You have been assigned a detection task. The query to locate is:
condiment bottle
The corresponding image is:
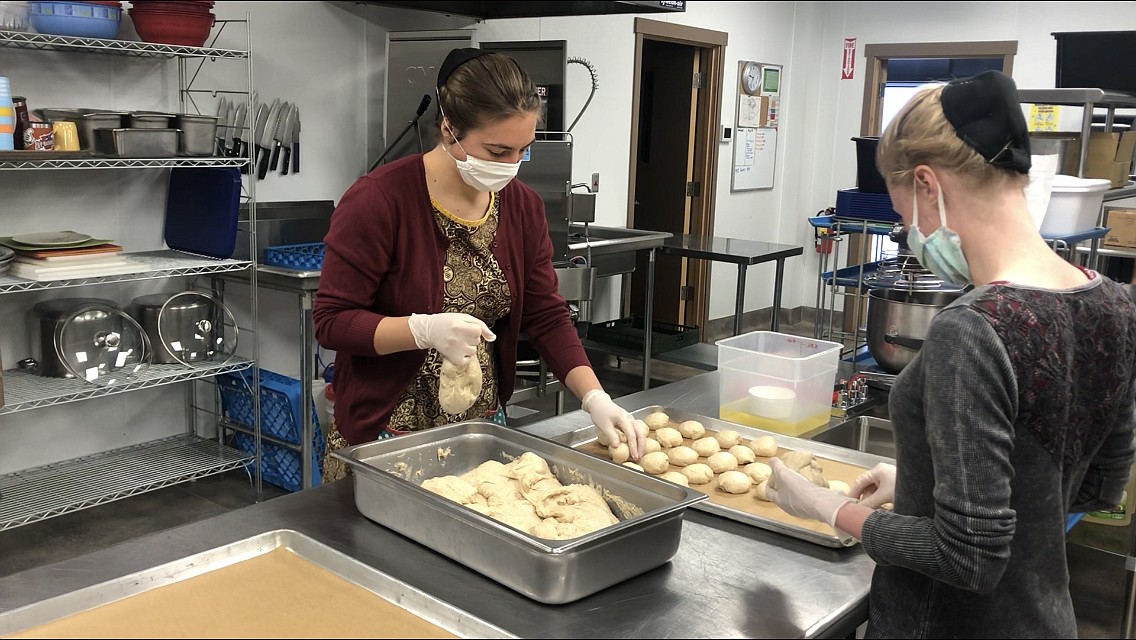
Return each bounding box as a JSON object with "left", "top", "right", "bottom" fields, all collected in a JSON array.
[{"left": 0, "top": 77, "right": 14, "bottom": 151}]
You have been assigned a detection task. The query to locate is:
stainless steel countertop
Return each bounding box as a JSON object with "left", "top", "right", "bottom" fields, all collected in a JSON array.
[{"left": 0, "top": 371, "right": 875, "bottom": 639}]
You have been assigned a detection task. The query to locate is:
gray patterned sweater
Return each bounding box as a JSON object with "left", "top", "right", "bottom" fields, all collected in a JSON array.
[{"left": 862, "top": 273, "right": 1136, "bottom": 639}]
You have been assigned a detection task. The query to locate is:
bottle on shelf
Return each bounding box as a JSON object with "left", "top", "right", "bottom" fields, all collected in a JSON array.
[{"left": 0, "top": 77, "right": 14, "bottom": 151}]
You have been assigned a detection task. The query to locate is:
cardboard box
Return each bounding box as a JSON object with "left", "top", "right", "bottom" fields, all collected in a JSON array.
[
  {"left": 1062, "top": 131, "right": 1136, "bottom": 188},
  {"left": 1103, "top": 208, "right": 1136, "bottom": 249}
]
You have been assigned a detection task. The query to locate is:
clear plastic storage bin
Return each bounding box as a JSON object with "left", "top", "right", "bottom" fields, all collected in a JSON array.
[{"left": 715, "top": 331, "right": 842, "bottom": 436}]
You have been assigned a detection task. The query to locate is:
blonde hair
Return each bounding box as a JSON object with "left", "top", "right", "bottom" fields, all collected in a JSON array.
[{"left": 876, "top": 84, "right": 1027, "bottom": 191}]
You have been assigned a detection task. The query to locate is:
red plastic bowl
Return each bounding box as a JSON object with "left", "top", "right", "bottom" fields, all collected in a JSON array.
[
  {"left": 128, "top": 9, "right": 213, "bottom": 46},
  {"left": 129, "top": 1, "right": 210, "bottom": 13}
]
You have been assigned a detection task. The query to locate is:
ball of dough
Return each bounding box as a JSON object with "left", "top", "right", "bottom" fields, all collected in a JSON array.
[
  {"left": 438, "top": 357, "right": 483, "bottom": 414},
  {"left": 749, "top": 435, "right": 778, "bottom": 457},
  {"left": 644, "top": 438, "right": 662, "bottom": 454},
  {"left": 644, "top": 411, "right": 670, "bottom": 430},
  {"left": 640, "top": 451, "right": 671, "bottom": 475},
  {"left": 654, "top": 427, "right": 683, "bottom": 448},
  {"left": 729, "top": 444, "right": 756, "bottom": 465},
  {"left": 667, "top": 445, "right": 699, "bottom": 467},
  {"left": 718, "top": 470, "right": 752, "bottom": 494},
  {"left": 828, "top": 479, "right": 851, "bottom": 495},
  {"left": 661, "top": 471, "right": 689, "bottom": 487},
  {"left": 676, "top": 420, "right": 706, "bottom": 439},
  {"left": 608, "top": 443, "right": 629, "bottom": 464},
  {"left": 706, "top": 451, "right": 738, "bottom": 473},
  {"left": 692, "top": 436, "right": 720, "bottom": 457},
  {"left": 743, "top": 461, "right": 772, "bottom": 484},
  {"left": 681, "top": 463, "right": 714, "bottom": 485},
  {"left": 753, "top": 480, "right": 771, "bottom": 501},
  {"left": 714, "top": 429, "right": 743, "bottom": 449},
  {"left": 622, "top": 461, "right": 645, "bottom": 472}
]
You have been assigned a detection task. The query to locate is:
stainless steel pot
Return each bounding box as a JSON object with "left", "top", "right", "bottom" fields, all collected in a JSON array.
[
  {"left": 130, "top": 292, "right": 237, "bottom": 366},
  {"left": 30, "top": 298, "right": 122, "bottom": 378},
  {"left": 865, "top": 288, "right": 963, "bottom": 374}
]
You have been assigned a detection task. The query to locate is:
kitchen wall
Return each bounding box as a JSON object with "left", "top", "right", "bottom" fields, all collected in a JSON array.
[{"left": 3, "top": 1, "right": 1135, "bottom": 471}]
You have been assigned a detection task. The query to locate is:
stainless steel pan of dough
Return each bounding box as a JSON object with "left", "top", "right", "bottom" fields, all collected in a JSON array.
[
  {"left": 331, "top": 421, "right": 708, "bottom": 604},
  {"left": 551, "top": 406, "right": 895, "bottom": 549}
]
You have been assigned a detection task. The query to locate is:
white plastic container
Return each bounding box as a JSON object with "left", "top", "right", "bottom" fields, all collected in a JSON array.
[
  {"left": 715, "top": 331, "right": 842, "bottom": 436},
  {"left": 1038, "top": 174, "right": 1111, "bottom": 237}
]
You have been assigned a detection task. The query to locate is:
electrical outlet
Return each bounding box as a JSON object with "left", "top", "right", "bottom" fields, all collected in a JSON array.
[{"left": 590, "top": 172, "right": 600, "bottom": 193}]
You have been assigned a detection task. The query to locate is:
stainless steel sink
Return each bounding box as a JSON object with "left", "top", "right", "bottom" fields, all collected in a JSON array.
[
  {"left": 808, "top": 415, "right": 896, "bottom": 459},
  {"left": 566, "top": 225, "right": 672, "bottom": 278}
]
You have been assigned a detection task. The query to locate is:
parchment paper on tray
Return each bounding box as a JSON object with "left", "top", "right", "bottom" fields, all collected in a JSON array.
[{"left": 554, "top": 406, "right": 895, "bottom": 549}]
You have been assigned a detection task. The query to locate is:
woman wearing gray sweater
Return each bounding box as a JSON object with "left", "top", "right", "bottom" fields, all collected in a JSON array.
[{"left": 768, "top": 70, "right": 1136, "bottom": 638}]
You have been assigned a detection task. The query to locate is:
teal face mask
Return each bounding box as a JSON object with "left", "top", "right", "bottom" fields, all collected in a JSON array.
[{"left": 906, "top": 177, "right": 972, "bottom": 285}]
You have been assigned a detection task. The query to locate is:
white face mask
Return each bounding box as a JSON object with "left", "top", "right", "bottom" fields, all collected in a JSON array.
[{"left": 442, "top": 119, "right": 521, "bottom": 192}]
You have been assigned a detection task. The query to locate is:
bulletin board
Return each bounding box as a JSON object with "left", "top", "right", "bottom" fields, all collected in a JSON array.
[{"left": 731, "top": 60, "right": 782, "bottom": 192}]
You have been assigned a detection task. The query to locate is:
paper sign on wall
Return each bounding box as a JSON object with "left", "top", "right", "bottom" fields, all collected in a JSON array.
[
  {"left": 842, "top": 38, "right": 856, "bottom": 80},
  {"left": 733, "top": 60, "right": 782, "bottom": 191}
]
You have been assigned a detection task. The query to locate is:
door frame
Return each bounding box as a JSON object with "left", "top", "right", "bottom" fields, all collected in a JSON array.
[{"left": 627, "top": 18, "right": 727, "bottom": 336}]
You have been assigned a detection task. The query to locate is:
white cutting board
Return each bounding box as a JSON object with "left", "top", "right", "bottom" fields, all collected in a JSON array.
[{"left": 9, "top": 259, "right": 150, "bottom": 281}]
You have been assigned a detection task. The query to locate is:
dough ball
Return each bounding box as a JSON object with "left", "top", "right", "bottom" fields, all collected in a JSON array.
[
  {"left": 667, "top": 446, "right": 699, "bottom": 467},
  {"left": 754, "top": 480, "right": 771, "bottom": 501},
  {"left": 661, "top": 471, "right": 690, "bottom": 487},
  {"left": 729, "top": 444, "right": 756, "bottom": 465},
  {"left": 622, "top": 461, "right": 645, "bottom": 472},
  {"left": 676, "top": 420, "right": 706, "bottom": 440},
  {"left": 780, "top": 449, "right": 814, "bottom": 470},
  {"left": 828, "top": 479, "right": 851, "bottom": 495},
  {"left": 714, "top": 429, "right": 743, "bottom": 449},
  {"left": 640, "top": 451, "right": 671, "bottom": 475},
  {"left": 692, "top": 436, "right": 720, "bottom": 457},
  {"left": 682, "top": 463, "right": 714, "bottom": 485},
  {"left": 644, "top": 438, "right": 662, "bottom": 454},
  {"left": 749, "top": 435, "right": 778, "bottom": 457},
  {"left": 771, "top": 449, "right": 827, "bottom": 489},
  {"left": 743, "top": 461, "right": 772, "bottom": 484},
  {"left": 633, "top": 419, "right": 650, "bottom": 439},
  {"left": 608, "top": 443, "right": 630, "bottom": 464},
  {"left": 718, "top": 470, "right": 752, "bottom": 494},
  {"left": 706, "top": 451, "right": 739, "bottom": 474},
  {"left": 644, "top": 411, "right": 671, "bottom": 430},
  {"left": 654, "top": 427, "right": 683, "bottom": 448},
  {"left": 438, "top": 358, "right": 483, "bottom": 414}
]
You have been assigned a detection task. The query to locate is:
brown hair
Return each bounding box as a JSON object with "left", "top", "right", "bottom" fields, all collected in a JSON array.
[
  {"left": 436, "top": 52, "right": 544, "bottom": 137},
  {"left": 876, "top": 84, "right": 1027, "bottom": 191}
]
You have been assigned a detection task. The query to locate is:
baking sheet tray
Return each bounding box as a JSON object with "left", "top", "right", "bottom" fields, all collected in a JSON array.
[
  {"left": 0, "top": 529, "right": 514, "bottom": 638},
  {"left": 332, "top": 420, "right": 708, "bottom": 604},
  {"left": 552, "top": 406, "right": 895, "bottom": 548}
]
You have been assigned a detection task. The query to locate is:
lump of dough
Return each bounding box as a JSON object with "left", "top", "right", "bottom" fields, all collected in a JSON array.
[
  {"left": 422, "top": 475, "right": 479, "bottom": 504},
  {"left": 644, "top": 438, "right": 662, "bottom": 454},
  {"left": 677, "top": 420, "right": 706, "bottom": 439},
  {"left": 667, "top": 446, "right": 699, "bottom": 467},
  {"left": 706, "top": 451, "right": 738, "bottom": 473},
  {"left": 661, "top": 471, "right": 690, "bottom": 487},
  {"left": 753, "top": 480, "right": 771, "bottom": 501},
  {"left": 714, "top": 429, "right": 743, "bottom": 448},
  {"left": 774, "top": 449, "right": 828, "bottom": 488},
  {"left": 438, "top": 357, "right": 482, "bottom": 414},
  {"left": 729, "top": 444, "right": 756, "bottom": 465},
  {"left": 640, "top": 451, "right": 671, "bottom": 475},
  {"left": 743, "top": 461, "right": 772, "bottom": 484},
  {"left": 681, "top": 463, "right": 714, "bottom": 485},
  {"left": 622, "top": 461, "right": 645, "bottom": 472},
  {"left": 828, "top": 479, "right": 851, "bottom": 495},
  {"left": 749, "top": 435, "right": 778, "bottom": 457},
  {"left": 654, "top": 427, "right": 683, "bottom": 448},
  {"left": 718, "top": 470, "right": 751, "bottom": 494},
  {"left": 781, "top": 449, "right": 814, "bottom": 470},
  {"left": 644, "top": 411, "right": 670, "bottom": 430},
  {"left": 692, "top": 436, "right": 720, "bottom": 457},
  {"left": 608, "top": 443, "right": 630, "bottom": 464}
]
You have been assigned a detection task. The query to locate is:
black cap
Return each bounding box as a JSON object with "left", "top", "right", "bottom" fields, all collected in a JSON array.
[
  {"left": 437, "top": 48, "right": 492, "bottom": 90},
  {"left": 940, "top": 70, "right": 1031, "bottom": 174}
]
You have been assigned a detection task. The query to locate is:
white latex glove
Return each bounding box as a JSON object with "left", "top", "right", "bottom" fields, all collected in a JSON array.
[
  {"left": 581, "top": 389, "right": 643, "bottom": 460},
  {"left": 767, "top": 457, "right": 856, "bottom": 528},
  {"left": 847, "top": 462, "right": 897, "bottom": 509},
  {"left": 407, "top": 313, "right": 496, "bottom": 366}
]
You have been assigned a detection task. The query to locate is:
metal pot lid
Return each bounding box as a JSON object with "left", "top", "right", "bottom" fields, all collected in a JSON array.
[
  {"left": 54, "top": 303, "right": 151, "bottom": 386},
  {"left": 155, "top": 291, "right": 238, "bottom": 368}
]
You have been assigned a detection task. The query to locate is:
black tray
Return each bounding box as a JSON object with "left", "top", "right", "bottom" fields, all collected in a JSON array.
[{"left": 587, "top": 314, "right": 699, "bottom": 355}]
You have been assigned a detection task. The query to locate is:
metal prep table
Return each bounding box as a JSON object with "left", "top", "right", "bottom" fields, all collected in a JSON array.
[{"left": 0, "top": 371, "right": 876, "bottom": 639}]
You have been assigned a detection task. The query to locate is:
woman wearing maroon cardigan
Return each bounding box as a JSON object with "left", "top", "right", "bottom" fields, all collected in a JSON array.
[{"left": 314, "top": 49, "right": 642, "bottom": 480}]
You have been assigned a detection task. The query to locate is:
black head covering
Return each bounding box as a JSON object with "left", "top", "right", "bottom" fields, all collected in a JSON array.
[
  {"left": 940, "top": 70, "right": 1031, "bottom": 174},
  {"left": 437, "top": 48, "right": 491, "bottom": 90}
]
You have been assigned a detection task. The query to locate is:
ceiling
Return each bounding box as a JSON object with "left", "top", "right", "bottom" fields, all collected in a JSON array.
[{"left": 361, "top": 1, "right": 687, "bottom": 20}]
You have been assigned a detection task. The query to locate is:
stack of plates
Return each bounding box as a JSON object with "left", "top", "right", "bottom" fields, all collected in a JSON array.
[
  {"left": 0, "top": 231, "right": 147, "bottom": 282},
  {"left": 0, "top": 246, "right": 13, "bottom": 274}
]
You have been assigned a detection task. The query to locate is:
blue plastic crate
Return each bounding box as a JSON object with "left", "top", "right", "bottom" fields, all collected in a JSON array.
[
  {"left": 834, "top": 188, "right": 901, "bottom": 223},
  {"left": 217, "top": 368, "right": 323, "bottom": 492},
  {"left": 263, "top": 242, "right": 325, "bottom": 270}
]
